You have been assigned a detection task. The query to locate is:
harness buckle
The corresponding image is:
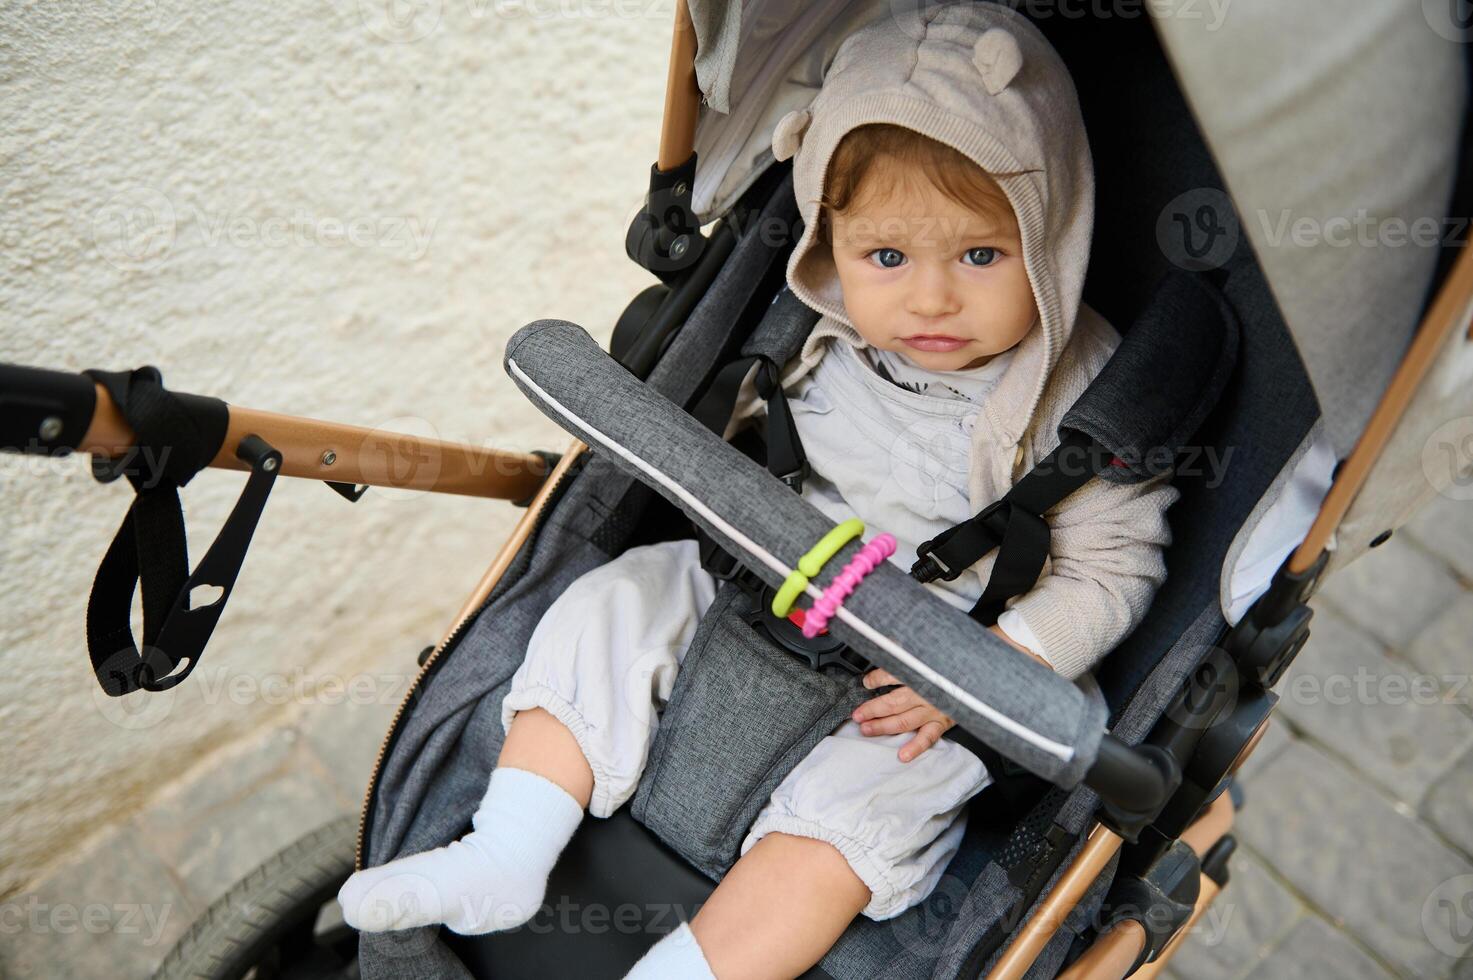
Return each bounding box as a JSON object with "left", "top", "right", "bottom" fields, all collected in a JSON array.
[
  {"left": 775, "top": 463, "right": 809, "bottom": 493},
  {"left": 736, "top": 585, "right": 871, "bottom": 676},
  {"left": 911, "top": 499, "right": 1009, "bottom": 583}
]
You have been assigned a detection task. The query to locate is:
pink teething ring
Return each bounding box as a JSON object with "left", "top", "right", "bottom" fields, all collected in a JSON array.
[{"left": 801, "top": 533, "right": 898, "bottom": 638}]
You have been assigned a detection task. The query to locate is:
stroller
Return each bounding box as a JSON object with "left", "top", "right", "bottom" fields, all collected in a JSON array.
[{"left": 3, "top": 1, "right": 1471, "bottom": 977}]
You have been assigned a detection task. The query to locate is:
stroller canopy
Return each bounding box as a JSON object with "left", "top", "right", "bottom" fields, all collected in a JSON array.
[{"left": 683, "top": 0, "right": 1473, "bottom": 573}]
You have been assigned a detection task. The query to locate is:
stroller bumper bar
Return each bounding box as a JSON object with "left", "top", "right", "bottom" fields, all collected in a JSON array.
[{"left": 505, "top": 317, "right": 1147, "bottom": 793}]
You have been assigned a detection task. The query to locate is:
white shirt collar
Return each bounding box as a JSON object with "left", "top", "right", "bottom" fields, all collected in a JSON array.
[{"left": 860, "top": 344, "right": 1016, "bottom": 405}]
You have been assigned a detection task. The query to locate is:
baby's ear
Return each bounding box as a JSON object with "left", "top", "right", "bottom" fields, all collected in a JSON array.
[
  {"left": 771, "top": 108, "right": 812, "bottom": 162},
  {"left": 973, "top": 28, "right": 1024, "bottom": 95}
]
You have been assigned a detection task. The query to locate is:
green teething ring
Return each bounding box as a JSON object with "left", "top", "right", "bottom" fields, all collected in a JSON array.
[{"left": 771, "top": 518, "right": 865, "bottom": 618}]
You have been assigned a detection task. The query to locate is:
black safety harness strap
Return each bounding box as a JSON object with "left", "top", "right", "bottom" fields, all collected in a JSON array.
[
  {"left": 913, "top": 428, "right": 1118, "bottom": 624},
  {"left": 691, "top": 355, "right": 809, "bottom": 492},
  {"left": 82, "top": 367, "right": 279, "bottom": 696}
]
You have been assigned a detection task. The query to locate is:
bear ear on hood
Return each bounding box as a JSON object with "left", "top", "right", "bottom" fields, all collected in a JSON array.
[
  {"left": 973, "top": 28, "right": 1023, "bottom": 95},
  {"left": 772, "top": 108, "right": 812, "bottom": 162}
]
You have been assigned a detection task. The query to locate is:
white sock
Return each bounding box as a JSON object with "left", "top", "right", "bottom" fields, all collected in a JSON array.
[
  {"left": 337, "top": 766, "right": 584, "bottom": 935},
  {"left": 624, "top": 921, "right": 717, "bottom": 979}
]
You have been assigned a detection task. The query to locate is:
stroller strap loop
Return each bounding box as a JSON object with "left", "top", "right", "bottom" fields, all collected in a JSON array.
[{"left": 81, "top": 367, "right": 280, "bottom": 697}]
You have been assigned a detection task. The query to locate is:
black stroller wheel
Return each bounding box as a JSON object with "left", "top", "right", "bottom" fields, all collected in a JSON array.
[{"left": 156, "top": 815, "right": 359, "bottom": 980}]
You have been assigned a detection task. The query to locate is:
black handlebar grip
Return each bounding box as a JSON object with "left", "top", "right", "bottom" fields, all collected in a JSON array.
[{"left": 0, "top": 363, "right": 99, "bottom": 455}]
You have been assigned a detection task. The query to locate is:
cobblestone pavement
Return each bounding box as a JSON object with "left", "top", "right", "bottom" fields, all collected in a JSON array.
[{"left": 2, "top": 496, "right": 1470, "bottom": 979}]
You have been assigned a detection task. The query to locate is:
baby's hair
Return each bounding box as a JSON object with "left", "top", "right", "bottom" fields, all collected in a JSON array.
[{"left": 816, "top": 124, "right": 1026, "bottom": 244}]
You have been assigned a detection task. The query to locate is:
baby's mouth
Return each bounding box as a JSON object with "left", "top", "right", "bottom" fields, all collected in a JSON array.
[{"left": 900, "top": 334, "right": 968, "bottom": 353}]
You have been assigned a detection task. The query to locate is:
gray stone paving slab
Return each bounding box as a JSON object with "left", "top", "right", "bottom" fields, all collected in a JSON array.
[
  {"left": 127, "top": 725, "right": 351, "bottom": 908},
  {"left": 297, "top": 652, "right": 413, "bottom": 805},
  {"left": 1167, "top": 851, "right": 1306, "bottom": 980},
  {"left": 1235, "top": 738, "right": 1473, "bottom": 977},
  {"left": 1256, "top": 913, "right": 1397, "bottom": 980},
  {"left": 1406, "top": 593, "right": 1473, "bottom": 696},
  {"left": 1424, "top": 743, "right": 1473, "bottom": 871},
  {"left": 1273, "top": 603, "right": 1473, "bottom": 807},
  {"left": 1318, "top": 534, "right": 1465, "bottom": 650},
  {"left": 0, "top": 823, "right": 196, "bottom": 980},
  {"left": 1404, "top": 493, "right": 1473, "bottom": 585}
]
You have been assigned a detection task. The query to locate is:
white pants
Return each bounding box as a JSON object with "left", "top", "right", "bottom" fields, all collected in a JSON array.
[{"left": 501, "top": 539, "right": 991, "bottom": 920}]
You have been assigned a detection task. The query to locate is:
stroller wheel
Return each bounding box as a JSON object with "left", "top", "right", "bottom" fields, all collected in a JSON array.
[{"left": 156, "top": 814, "right": 359, "bottom": 980}]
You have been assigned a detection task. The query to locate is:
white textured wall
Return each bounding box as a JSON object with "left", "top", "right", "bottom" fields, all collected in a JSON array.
[{"left": 0, "top": 0, "right": 670, "bottom": 896}]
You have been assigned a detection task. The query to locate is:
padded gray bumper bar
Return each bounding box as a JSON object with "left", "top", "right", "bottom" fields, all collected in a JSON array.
[{"left": 505, "top": 319, "right": 1109, "bottom": 788}]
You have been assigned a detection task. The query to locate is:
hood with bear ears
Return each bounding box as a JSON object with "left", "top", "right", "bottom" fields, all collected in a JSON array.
[{"left": 771, "top": 2, "right": 1095, "bottom": 450}]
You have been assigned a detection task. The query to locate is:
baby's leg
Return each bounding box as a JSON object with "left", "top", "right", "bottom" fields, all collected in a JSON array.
[
  {"left": 497, "top": 705, "right": 594, "bottom": 807},
  {"left": 683, "top": 832, "right": 870, "bottom": 979},
  {"left": 740, "top": 719, "right": 990, "bottom": 921},
  {"left": 338, "top": 538, "right": 718, "bottom": 936},
  {"left": 633, "top": 719, "right": 990, "bottom": 977},
  {"left": 496, "top": 536, "right": 719, "bottom": 819}
]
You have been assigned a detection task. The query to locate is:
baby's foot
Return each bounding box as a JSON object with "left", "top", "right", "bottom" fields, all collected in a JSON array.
[{"left": 337, "top": 767, "right": 584, "bottom": 935}]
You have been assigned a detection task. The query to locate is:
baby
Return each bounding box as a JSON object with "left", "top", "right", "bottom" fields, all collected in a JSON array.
[{"left": 339, "top": 4, "right": 1177, "bottom": 978}]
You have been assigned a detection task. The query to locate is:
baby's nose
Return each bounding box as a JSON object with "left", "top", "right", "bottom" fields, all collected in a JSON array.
[{"left": 905, "top": 270, "right": 960, "bottom": 318}]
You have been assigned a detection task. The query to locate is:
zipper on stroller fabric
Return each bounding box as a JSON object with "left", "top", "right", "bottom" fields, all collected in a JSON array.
[{"left": 355, "top": 452, "right": 586, "bottom": 869}]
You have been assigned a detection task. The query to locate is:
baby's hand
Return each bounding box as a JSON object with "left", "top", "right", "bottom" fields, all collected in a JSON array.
[{"left": 853, "top": 668, "right": 955, "bottom": 762}]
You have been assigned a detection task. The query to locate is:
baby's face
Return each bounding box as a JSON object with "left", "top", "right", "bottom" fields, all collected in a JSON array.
[{"left": 828, "top": 158, "right": 1037, "bottom": 372}]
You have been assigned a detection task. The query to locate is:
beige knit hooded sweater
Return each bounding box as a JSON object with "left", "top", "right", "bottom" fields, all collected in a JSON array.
[{"left": 733, "top": 2, "right": 1179, "bottom": 679}]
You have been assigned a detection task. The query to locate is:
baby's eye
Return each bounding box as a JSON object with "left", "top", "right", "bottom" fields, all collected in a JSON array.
[
  {"left": 962, "top": 247, "right": 1000, "bottom": 267},
  {"left": 867, "top": 248, "right": 906, "bottom": 269}
]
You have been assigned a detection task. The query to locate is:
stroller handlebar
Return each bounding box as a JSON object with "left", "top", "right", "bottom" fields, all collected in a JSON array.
[{"left": 0, "top": 360, "right": 551, "bottom": 501}]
